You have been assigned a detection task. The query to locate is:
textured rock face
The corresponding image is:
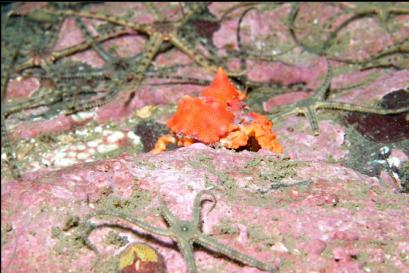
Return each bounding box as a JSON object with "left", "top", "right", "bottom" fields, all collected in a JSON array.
[
  {"left": 2, "top": 2, "right": 408, "bottom": 273},
  {"left": 2, "top": 145, "right": 409, "bottom": 273}
]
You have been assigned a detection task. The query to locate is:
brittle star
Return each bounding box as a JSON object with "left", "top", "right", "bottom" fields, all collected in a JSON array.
[
  {"left": 6, "top": 15, "right": 156, "bottom": 117},
  {"left": 5, "top": 16, "right": 142, "bottom": 118},
  {"left": 35, "top": 3, "right": 245, "bottom": 109},
  {"left": 332, "top": 2, "right": 409, "bottom": 35},
  {"left": 287, "top": 3, "right": 409, "bottom": 57},
  {"left": 10, "top": 7, "right": 125, "bottom": 72},
  {"left": 41, "top": 3, "right": 245, "bottom": 77},
  {"left": 267, "top": 59, "right": 409, "bottom": 135},
  {"left": 80, "top": 190, "right": 277, "bottom": 273},
  {"left": 14, "top": 26, "right": 132, "bottom": 73}
]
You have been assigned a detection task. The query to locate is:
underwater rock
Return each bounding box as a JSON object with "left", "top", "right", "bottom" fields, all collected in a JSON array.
[{"left": 2, "top": 146, "right": 409, "bottom": 272}]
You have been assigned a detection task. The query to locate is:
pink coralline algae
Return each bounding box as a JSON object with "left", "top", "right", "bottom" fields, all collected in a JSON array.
[
  {"left": 2, "top": 146, "right": 409, "bottom": 273},
  {"left": 2, "top": 2, "right": 409, "bottom": 273}
]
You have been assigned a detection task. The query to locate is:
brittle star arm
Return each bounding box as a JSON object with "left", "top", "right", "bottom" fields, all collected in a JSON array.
[
  {"left": 74, "top": 17, "right": 116, "bottom": 63},
  {"left": 179, "top": 239, "right": 198, "bottom": 273},
  {"left": 333, "top": 3, "right": 409, "bottom": 34},
  {"left": 15, "top": 28, "right": 131, "bottom": 72},
  {"left": 42, "top": 8, "right": 151, "bottom": 33},
  {"left": 192, "top": 190, "right": 217, "bottom": 226},
  {"left": 268, "top": 59, "right": 333, "bottom": 135},
  {"left": 79, "top": 209, "right": 171, "bottom": 261},
  {"left": 1, "top": 42, "right": 22, "bottom": 178},
  {"left": 312, "top": 61, "right": 333, "bottom": 100},
  {"left": 85, "top": 209, "right": 172, "bottom": 241},
  {"left": 5, "top": 92, "right": 63, "bottom": 117},
  {"left": 196, "top": 235, "right": 277, "bottom": 272},
  {"left": 42, "top": 6, "right": 245, "bottom": 77},
  {"left": 318, "top": 101, "right": 409, "bottom": 114}
]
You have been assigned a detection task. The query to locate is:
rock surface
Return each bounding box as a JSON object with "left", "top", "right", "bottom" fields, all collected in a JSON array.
[
  {"left": 2, "top": 2, "right": 408, "bottom": 273},
  {"left": 2, "top": 145, "right": 409, "bottom": 273}
]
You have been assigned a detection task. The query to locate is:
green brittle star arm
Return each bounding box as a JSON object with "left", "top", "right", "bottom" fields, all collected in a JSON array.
[{"left": 196, "top": 234, "right": 277, "bottom": 272}]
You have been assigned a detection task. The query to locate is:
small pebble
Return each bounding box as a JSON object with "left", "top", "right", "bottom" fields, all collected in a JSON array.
[
  {"left": 271, "top": 242, "right": 288, "bottom": 253},
  {"left": 71, "top": 111, "right": 95, "bottom": 122},
  {"left": 77, "top": 152, "right": 89, "bottom": 160},
  {"left": 97, "top": 143, "right": 118, "bottom": 154},
  {"left": 54, "top": 158, "right": 77, "bottom": 167},
  {"left": 87, "top": 140, "right": 101, "bottom": 148},
  {"left": 107, "top": 131, "right": 125, "bottom": 143},
  {"left": 127, "top": 131, "right": 141, "bottom": 145}
]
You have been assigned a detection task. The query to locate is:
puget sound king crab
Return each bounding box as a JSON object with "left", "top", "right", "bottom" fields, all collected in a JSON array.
[{"left": 151, "top": 67, "right": 283, "bottom": 154}]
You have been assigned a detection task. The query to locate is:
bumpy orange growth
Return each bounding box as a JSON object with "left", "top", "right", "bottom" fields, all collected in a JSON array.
[
  {"left": 167, "top": 96, "right": 234, "bottom": 143},
  {"left": 245, "top": 112, "right": 283, "bottom": 153},
  {"left": 220, "top": 112, "right": 283, "bottom": 153},
  {"left": 202, "top": 67, "right": 246, "bottom": 104},
  {"left": 151, "top": 67, "right": 283, "bottom": 154}
]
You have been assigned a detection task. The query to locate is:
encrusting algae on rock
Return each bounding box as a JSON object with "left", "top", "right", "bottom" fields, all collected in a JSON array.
[{"left": 151, "top": 67, "right": 283, "bottom": 154}]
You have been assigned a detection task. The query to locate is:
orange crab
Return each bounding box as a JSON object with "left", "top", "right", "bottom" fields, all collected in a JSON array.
[{"left": 151, "top": 67, "right": 283, "bottom": 154}]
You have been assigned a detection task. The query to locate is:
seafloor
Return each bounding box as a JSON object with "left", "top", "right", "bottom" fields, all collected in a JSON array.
[{"left": 1, "top": 2, "right": 409, "bottom": 273}]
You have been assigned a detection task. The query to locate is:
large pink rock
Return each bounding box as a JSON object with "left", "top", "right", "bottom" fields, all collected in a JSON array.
[{"left": 2, "top": 145, "right": 409, "bottom": 273}]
